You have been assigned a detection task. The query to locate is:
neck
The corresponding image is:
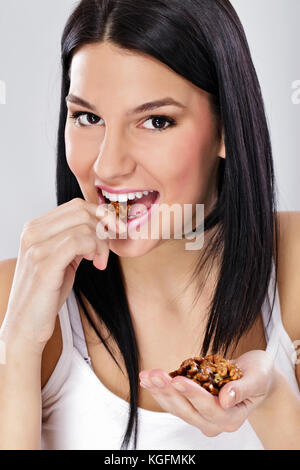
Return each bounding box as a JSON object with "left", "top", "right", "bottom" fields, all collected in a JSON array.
[{"left": 118, "top": 227, "right": 220, "bottom": 320}]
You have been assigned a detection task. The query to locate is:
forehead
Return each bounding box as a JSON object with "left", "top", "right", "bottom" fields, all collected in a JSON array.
[{"left": 69, "top": 42, "right": 206, "bottom": 111}]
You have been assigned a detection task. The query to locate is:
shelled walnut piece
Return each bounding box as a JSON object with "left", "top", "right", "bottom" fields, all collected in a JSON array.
[
  {"left": 169, "top": 354, "right": 243, "bottom": 396},
  {"left": 108, "top": 201, "right": 132, "bottom": 220}
]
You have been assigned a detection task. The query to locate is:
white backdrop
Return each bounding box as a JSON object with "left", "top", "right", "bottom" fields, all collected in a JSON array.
[{"left": 0, "top": 0, "right": 299, "bottom": 260}]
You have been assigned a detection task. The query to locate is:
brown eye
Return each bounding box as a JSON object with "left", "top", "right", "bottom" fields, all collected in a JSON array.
[
  {"left": 86, "top": 114, "right": 101, "bottom": 125},
  {"left": 142, "top": 115, "right": 176, "bottom": 132},
  {"left": 69, "top": 112, "right": 103, "bottom": 127}
]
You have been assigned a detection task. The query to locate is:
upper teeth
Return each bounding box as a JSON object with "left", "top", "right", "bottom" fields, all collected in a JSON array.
[{"left": 101, "top": 189, "right": 154, "bottom": 203}]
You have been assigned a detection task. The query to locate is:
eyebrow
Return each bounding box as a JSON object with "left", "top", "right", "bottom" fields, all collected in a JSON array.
[{"left": 65, "top": 94, "right": 186, "bottom": 115}]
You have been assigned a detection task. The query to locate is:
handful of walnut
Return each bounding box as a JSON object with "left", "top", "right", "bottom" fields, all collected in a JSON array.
[{"left": 169, "top": 354, "right": 243, "bottom": 396}]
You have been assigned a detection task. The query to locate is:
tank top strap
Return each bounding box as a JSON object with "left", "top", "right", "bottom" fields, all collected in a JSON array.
[
  {"left": 67, "top": 289, "right": 93, "bottom": 369},
  {"left": 261, "top": 259, "right": 277, "bottom": 341},
  {"left": 261, "top": 259, "right": 296, "bottom": 364}
]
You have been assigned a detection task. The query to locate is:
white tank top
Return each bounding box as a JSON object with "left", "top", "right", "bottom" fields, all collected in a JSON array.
[{"left": 41, "top": 261, "right": 300, "bottom": 450}]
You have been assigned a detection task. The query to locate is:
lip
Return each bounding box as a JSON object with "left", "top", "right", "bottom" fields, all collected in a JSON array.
[{"left": 96, "top": 185, "right": 157, "bottom": 195}]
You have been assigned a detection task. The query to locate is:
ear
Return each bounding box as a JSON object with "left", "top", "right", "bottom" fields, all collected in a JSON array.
[{"left": 217, "top": 130, "right": 226, "bottom": 159}]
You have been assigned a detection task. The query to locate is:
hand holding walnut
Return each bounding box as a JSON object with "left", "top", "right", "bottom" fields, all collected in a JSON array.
[{"left": 139, "top": 350, "right": 276, "bottom": 438}]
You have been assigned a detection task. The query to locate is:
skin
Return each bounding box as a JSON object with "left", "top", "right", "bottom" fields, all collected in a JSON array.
[{"left": 64, "top": 42, "right": 300, "bottom": 447}]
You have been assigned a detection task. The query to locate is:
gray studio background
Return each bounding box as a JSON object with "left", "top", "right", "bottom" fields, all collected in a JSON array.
[{"left": 0, "top": 0, "right": 299, "bottom": 260}]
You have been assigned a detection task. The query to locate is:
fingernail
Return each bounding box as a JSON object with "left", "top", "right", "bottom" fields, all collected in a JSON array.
[
  {"left": 225, "top": 389, "right": 236, "bottom": 408},
  {"left": 172, "top": 382, "right": 186, "bottom": 392}
]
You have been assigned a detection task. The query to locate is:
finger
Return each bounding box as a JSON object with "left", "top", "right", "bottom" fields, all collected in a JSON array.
[
  {"left": 140, "top": 370, "right": 251, "bottom": 434},
  {"left": 219, "top": 351, "right": 272, "bottom": 410},
  {"left": 141, "top": 370, "right": 210, "bottom": 429},
  {"left": 25, "top": 198, "right": 100, "bottom": 227},
  {"left": 140, "top": 371, "right": 227, "bottom": 436},
  {"left": 22, "top": 199, "right": 102, "bottom": 246},
  {"left": 149, "top": 390, "right": 220, "bottom": 435},
  {"left": 173, "top": 376, "right": 252, "bottom": 432},
  {"left": 170, "top": 376, "right": 225, "bottom": 423},
  {"left": 26, "top": 224, "right": 109, "bottom": 274}
]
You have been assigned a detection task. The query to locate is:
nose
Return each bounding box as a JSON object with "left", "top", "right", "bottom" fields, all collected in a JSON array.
[{"left": 93, "top": 128, "right": 136, "bottom": 180}]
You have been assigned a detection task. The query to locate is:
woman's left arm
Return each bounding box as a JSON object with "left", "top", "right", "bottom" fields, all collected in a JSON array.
[
  {"left": 248, "top": 364, "right": 300, "bottom": 450},
  {"left": 275, "top": 211, "right": 300, "bottom": 388},
  {"left": 251, "top": 210, "right": 300, "bottom": 449}
]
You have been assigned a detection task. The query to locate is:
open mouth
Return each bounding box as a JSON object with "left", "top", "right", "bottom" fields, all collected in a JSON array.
[{"left": 97, "top": 188, "right": 160, "bottom": 223}]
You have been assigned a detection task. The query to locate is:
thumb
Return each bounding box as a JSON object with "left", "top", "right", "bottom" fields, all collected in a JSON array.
[
  {"left": 219, "top": 367, "right": 266, "bottom": 411},
  {"left": 219, "top": 385, "right": 238, "bottom": 410},
  {"left": 219, "top": 366, "right": 257, "bottom": 410}
]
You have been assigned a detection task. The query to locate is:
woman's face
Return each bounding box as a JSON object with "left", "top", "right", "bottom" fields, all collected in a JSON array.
[{"left": 65, "top": 42, "right": 224, "bottom": 258}]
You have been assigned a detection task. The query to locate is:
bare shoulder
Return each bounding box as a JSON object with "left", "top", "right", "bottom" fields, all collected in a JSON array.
[
  {"left": 0, "top": 257, "right": 62, "bottom": 389},
  {"left": 276, "top": 211, "right": 300, "bottom": 338},
  {"left": 276, "top": 211, "right": 300, "bottom": 384}
]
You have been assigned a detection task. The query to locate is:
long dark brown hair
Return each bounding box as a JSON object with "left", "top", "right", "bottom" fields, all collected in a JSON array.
[{"left": 56, "top": 0, "right": 279, "bottom": 449}]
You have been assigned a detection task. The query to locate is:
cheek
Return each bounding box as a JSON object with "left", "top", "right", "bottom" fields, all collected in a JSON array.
[
  {"left": 64, "top": 125, "right": 97, "bottom": 180},
  {"left": 161, "top": 126, "right": 218, "bottom": 202}
]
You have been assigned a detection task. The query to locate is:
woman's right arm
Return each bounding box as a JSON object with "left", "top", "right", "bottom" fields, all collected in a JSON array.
[
  {"left": 0, "top": 258, "right": 44, "bottom": 450},
  {"left": 0, "top": 264, "right": 43, "bottom": 449},
  {"left": 0, "top": 199, "right": 126, "bottom": 449}
]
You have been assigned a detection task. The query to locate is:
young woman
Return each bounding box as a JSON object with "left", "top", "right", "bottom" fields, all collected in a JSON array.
[{"left": 0, "top": 0, "right": 300, "bottom": 450}]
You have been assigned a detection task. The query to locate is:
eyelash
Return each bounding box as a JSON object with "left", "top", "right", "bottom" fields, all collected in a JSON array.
[{"left": 69, "top": 111, "right": 176, "bottom": 132}]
